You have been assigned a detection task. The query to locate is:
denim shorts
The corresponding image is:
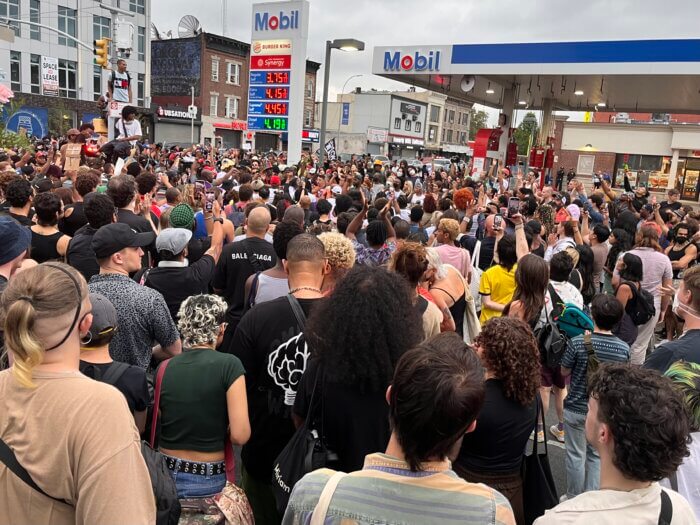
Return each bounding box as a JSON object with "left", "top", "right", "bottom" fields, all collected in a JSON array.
[{"left": 163, "top": 455, "right": 227, "bottom": 499}]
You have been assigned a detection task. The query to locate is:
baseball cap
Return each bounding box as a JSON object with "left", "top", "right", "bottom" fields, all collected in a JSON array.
[
  {"left": 270, "top": 175, "right": 281, "bottom": 187},
  {"left": 85, "top": 293, "right": 118, "bottom": 343},
  {"left": 156, "top": 228, "right": 192, "bottom": 255},
  {"left": 91, "top": 223, "right": 155, "bottom": 258},
  {"left": 169, "top": 203, "right": 195, "bottom": 229},
  {"left": 0, "top": 216, "right": 31, "bottom": 265},
  {"left": 251, "top": 179, "right": 265, "bottom": 191},
  {"left": 221, "top": 158, "right": 235, "bottom": 170},
  {"left": 331, "top": 185, "right": 342, "bottom": 195}
]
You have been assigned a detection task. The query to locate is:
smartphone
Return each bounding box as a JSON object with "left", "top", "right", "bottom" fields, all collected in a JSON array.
[
  {"left": 494, "top": 214, "right": 503, "bottom": 229},
  {"left": 499, "top": 207, "right": 508, "bottom": 217},
  {"left": 507, "top": 197, "right": 520, "bottom": 218},
  {"left": 205, "top": 191, "right": 215, "bottom": 212}
]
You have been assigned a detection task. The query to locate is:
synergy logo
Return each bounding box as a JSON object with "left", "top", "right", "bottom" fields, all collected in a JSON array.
[
  {"left": 384, "top": 50, "right": 441, "bottom": 72},
  {"left": 254, "top": 10, "right": 300, "bottom": 31}
]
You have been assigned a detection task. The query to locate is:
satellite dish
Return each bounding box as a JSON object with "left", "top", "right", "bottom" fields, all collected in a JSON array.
[
  {"left": 150, "top": 23, "right": 162, "bottom": 40},
  {"left": 178, "top": 15, "right": 202, "bottom": 38},
  {"left": 460, "top": 75, "right": 476, "bottom": 93}
]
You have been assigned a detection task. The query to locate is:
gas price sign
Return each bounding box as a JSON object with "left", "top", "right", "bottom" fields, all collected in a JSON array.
[{"left": 247, "top": 40, "right": 291, "bottom": 132}]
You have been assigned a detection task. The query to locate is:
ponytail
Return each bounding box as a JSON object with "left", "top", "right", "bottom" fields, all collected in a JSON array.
[
  {"left": 0, "top": 263, "right": 87, "bottom": 389},
  {"left": 4, "top": 299, "right": 44, "bottom": 388}
]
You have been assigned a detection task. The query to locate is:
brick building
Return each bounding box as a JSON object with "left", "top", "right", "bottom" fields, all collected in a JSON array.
[{"left": 151, "top": 33, "right": 319, "bottom": 150}]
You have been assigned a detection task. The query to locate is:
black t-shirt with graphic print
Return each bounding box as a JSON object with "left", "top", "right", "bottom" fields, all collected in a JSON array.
[
  {"left": 228, "top": 296, "right": 320, "bottom": 482},
  {"left": 212, "top": 237, "right": 277, "bottom": 326}
]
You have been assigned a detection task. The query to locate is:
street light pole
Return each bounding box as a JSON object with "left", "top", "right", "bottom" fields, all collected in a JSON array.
[
  {"left": 336, "top": 74, "right": 362, "bottom": 144},
  {"left": 318, "top": 38, "right": 365, "bottom": 161},
  {"left": 319, "top": 40, "right": 333, "bottom": 160}
]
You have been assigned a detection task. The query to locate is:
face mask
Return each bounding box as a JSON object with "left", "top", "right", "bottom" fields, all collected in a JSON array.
[
  {"left": 673, "top": 290, "right": 700, "bottom": 320},
  {"left": 676, "top": 236, "right": 688, "bottom": 244}
]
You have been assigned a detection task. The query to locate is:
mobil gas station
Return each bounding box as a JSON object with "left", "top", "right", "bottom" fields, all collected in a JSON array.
[{"left": 372, "top": 39, "right": 700, "bottom": 200}]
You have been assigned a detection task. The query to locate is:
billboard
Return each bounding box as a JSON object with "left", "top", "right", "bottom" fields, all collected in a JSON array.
[{"left": 151, "top": 39, "right": 201, "bottom": 97}]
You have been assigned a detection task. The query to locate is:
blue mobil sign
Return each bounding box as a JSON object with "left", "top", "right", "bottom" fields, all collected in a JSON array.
[
  {"left": 4, "top": 107, "right": 48, "bottom": 138},
  {"left": 254, "top": 9, "right": 299, "bottom": 32},
  {"left": 383, "top": 50, "right": 441, "bottom": 72}
]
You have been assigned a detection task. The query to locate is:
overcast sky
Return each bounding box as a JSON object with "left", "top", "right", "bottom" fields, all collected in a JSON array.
[{"left": 151, "top": 0, "right": 700, "bottom": 126}]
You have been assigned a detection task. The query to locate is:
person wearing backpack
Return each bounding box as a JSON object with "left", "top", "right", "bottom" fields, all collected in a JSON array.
[
  {"left": 0, "top": 263, "right": 155, "bottom": 525},
  {"left": 79, "top": 293, "right": 150, "bottom": 433},
  {"left": 537, "top": 252, "right": 584, "bottom": 443},
  {"left": 560, "top": 294, "right": 630, "bottom": 500},
  {"left": 612, "top": 226, "right": 672, "bottom": 365},
  {"left": 613, "top": 253, "right": 653, "bottom": 347}
]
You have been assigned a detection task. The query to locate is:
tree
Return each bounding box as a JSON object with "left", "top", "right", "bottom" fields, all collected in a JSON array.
[
  {"left": 513, "top": 112, "right": 539, "bottom": 156},
  {"left": 468, "top": 108, "right": 489, "bottom": 140}
]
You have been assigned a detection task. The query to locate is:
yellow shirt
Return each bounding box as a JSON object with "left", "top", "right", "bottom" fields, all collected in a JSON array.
[{"left": 479, "top": 263, "right": 517, "bottom": 324}]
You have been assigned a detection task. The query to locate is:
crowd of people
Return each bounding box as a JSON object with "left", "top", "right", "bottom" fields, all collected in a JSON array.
[{"left": 0, "top": 136, "right": 699, "bottom": 524}]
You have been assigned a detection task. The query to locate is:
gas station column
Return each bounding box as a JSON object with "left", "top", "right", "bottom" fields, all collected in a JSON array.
[
  {"left": 668, "top": 149, "right": 680, "bottom": 190},
  {"left": 497, "top": 88, "right": 515, "bottom": 164},
  {"left": 538, "top": 98, "right": 556, "bottom": 145}
]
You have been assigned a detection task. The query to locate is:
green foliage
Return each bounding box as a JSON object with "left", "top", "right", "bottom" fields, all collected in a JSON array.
[
  {"left": 513, "top": 112, "right": 539, "bottom": 155},
  {"left": 468, "top": 108, "right": 489, "bottom": 140},
  {"left": 0, "top": 98, "right": 34, "bottom": 151}
]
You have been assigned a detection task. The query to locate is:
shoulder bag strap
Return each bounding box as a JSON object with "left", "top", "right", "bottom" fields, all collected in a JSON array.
[
  {"left": 583, "top": 332, "right": 595, "bottom": 360},
  {"left": 472, "top": 240, "right": 481, "bottom": 268},
  {"left": 658, "top": 489, "right": 673, "bottom": 525},
  {"left": 247, "top": 271, "right": 262, "bottom": 309},
  {"left": 101, "top": 361, "right": 130, "bottom": 386},
  {"left": 310, "top": 472, "right": 347, "bottom": 525},
  {"left": 243, "top": 239, "right": 264, "bottom": 272},
  {"left": 149, "top": 358, "right": 171, "bottom": 448},
  {"left": 287, "top": 293, "right": 307, "bottom": 331},
  {"left": 0, "top": 438, "right": 70, "bottom": 505}
]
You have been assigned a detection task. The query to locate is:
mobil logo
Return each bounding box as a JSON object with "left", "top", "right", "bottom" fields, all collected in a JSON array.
[
  {"left": 384, "top": 50, "right": 441, "bottom": 72},
  {"left": 254, "top": 10, "right": 299, "bottom": 31}
]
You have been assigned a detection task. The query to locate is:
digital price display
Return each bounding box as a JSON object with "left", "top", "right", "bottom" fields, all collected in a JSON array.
[
  {"left": 264, "top": 102, "right": 288, "bottom": 116},
  {"left": 266, "top": 71, "right": 289, "bottom": 85},
  {"left": 248, "top": 67, "right": 291, "bottom": 132}
]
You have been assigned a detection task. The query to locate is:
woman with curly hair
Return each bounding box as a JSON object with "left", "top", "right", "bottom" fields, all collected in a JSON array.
[
  {"left": 157, "top": 294, "right": 250, "bottom": 498},
  {"left": 294, "top": 266, "right": 424, "bottom": 472},
  {"left": 454, "top": 317, "right": 540, "bottom": 524}
]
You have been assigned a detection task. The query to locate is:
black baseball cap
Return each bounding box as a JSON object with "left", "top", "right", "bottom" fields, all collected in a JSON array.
[{"left": 91, "top": 223, "right": 155, "bottom": 258}]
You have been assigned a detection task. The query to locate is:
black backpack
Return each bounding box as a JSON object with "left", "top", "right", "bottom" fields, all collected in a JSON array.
[
  {"left": 97, "top": 363, "right": 180, "bottom": 525},
  {"left": 534, "top": 287, "right": 572, "bottom": 369},
  {"left": 140, "top": 442, "right": 181, "bottom": 525},
  {"left": 624, "top": 282, "right": 656, "bottom": 326}
]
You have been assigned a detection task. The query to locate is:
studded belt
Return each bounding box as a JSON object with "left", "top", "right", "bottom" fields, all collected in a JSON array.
[{"left": 164, "top": 456, "right": 226, "bottom": 476}]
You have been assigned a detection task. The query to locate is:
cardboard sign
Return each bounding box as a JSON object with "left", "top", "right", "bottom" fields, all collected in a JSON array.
[{"left": 64, "top": 143, "right": 82, "bottom": 171}]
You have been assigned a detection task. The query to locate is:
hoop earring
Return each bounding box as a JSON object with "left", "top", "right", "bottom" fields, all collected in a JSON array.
[{"left": 80, "top": 332, "right": 92, "bottom": 346}]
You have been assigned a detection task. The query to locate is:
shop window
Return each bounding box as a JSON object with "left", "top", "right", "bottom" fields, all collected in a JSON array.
[{"left": 30, "top": 54, "right": 41, "bottom": 94}]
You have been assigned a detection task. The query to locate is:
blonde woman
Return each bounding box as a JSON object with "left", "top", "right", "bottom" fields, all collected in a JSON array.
[
  {"left": 318, "top": 232, "right": 356, "bottom": 293},
  {"left": 0, "top": 263, "right": 154, "bottom": 524}
]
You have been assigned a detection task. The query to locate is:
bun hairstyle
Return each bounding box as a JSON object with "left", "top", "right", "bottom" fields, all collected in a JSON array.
[{"left": 0, "top": 263, "right": 87, "bottom": 388}]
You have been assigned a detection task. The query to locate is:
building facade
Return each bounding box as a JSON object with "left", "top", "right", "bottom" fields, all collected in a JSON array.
[
  {"left": 441, "top": 96, "right": 471, "bottom": 155},
  {"left": 0, "top": 0, "right": 150, "bottom": 137},
  {"left": 552, "top": 120, "right": 700, "bottom": 201}
]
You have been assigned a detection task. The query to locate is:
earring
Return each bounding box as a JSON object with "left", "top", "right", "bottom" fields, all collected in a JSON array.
[{"left": 80, "top": 332, "right": 92, "bottom": 345}]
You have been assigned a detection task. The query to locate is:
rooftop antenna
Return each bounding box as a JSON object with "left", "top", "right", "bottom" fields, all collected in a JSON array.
[{"left": 178, "top": 15, "right": 202, "bottom": 38}]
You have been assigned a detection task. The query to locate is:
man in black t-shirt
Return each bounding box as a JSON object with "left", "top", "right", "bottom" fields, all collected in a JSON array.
[
  {"left": 214, "top": 206, "right": 276, "bottom": 344},
  {"left": 67, "top": 192, "right": 115, "bottom": 281},
  {"left": 79, "top": 293, "right": 150, "bottom": 432},
  {"left": 229, "top": 234, "right": 328, "bottom": 525},
  {"left": 137, "top": 209, "right": 224, "bottom": 323}
]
